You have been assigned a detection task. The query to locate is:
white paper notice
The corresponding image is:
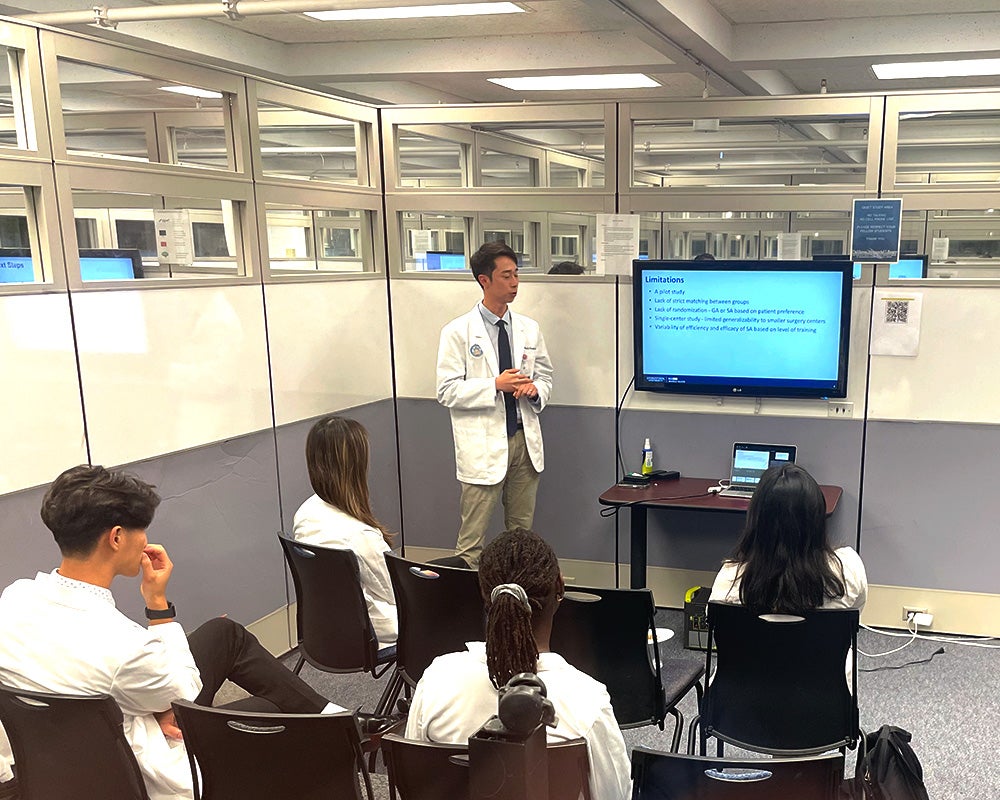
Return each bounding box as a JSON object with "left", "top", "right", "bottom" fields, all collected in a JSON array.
[
  {"left": 871, "top": 289, "right": 922, "bottom": 356},
  {"left": 597, "top": 214, "right": 640, "bottom": 275},
  {"left": 778, "top": 233, "right": 802, "bottom": 260},
  {"left": 931, "top": 237, "right": 950, "bottom": 262},
  {"left": 411, "top": 229, "right": 432, "bottom": 256},
  {"left": 155, "top": 209, "right": 194, "bottom": 267}
]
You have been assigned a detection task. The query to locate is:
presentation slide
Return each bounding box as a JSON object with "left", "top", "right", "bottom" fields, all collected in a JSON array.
[
  {"left": 640, "top": 269, "right": 844, "bottom": 383},
  {"left": 0, "top": 255, "right": 34, "bottom": 284}
]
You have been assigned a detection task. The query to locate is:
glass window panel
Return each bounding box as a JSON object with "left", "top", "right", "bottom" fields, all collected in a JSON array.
[
  {"left": 57, "top": 58, "right": 232, "bottom": 169},
  {"left": 548, "top": 213, "right": 596, "bottom": 272},
  {"left": 0, "top": 186, "right": 43, "bottom": 284},
  {"left": 896, "top": 110, "right": 1000, "bottom": 186},
  {"left": 169, "top": 124, "right": 230, "bottom": 170},
  {"left": 265, "top": 207, "right": 370, "bottom": 273},
  {"left": 482, "top": 216, "right": 535, "bottom": 271},
  {"left": 0, "top": 46, "right": 26, "bottom": 150},
  {"left": 400, "top": 212, "right": 468, "bottom": 270},
  {"left": 480, "top": 148, "right": 537, "bottom": 187},
  {"left": 632, "top": 114, "right": 870, "bottom": 189},
  {"left": 475, "top": 120, "right": 605, "bottom": 189},
  {"left": 257, "top": 102, "right": 361, "bottom": 185},
  {"left": 398, "top": 127, "right": 467, "bottom": 188},
  {"left": 72, "top": 190, "right": 243, "bottom": 279}
]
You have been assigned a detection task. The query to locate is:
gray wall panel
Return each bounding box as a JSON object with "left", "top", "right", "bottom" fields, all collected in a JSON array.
[
  {"left": 862, "top": 421, "right": 997, "bottom": 593},
  {"left": 619, "top": 410, "right": 864, "bottom": 571},
  {"left": 397, "top": 399, "right": 619, "bottom": 562},
  {"left": 274, "top": 399, "right": 402, "bottom": 539},
  {"left": 115, "top": 432, "right": 285, "bottom": 630},
  {"left": 0, "top": 485, "right": 62, "bottom": 591}
]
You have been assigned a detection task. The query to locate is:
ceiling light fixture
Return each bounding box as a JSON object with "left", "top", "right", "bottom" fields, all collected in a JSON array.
[
  {"left": 306, "top": 2, "right": 522, "bottom": 20},
  {"left": 872, "top": 58, "right": 1000, "bottom": 80},
  {"left": 489, "top": 74, "right": 659, "bottom": 91},
  {"left": 160, "top": 85, "right": 223, "bottom": 99}
]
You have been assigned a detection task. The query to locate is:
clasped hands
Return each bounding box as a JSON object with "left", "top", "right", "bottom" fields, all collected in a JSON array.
[{"left": 496, "top": 368, "right": 538, "bottom": 399}]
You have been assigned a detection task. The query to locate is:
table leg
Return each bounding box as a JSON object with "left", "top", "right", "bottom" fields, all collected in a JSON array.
[{"left": 630, "top": 505, "right": 648, "bottom": 589}]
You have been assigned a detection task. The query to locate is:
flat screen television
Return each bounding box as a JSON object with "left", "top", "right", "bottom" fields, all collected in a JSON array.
[
  {"left": 79, "top": 248, "right": 144, "bottom": 280},
  {"left": 633, "top": 259, "right": 853, "bottom": 399}
]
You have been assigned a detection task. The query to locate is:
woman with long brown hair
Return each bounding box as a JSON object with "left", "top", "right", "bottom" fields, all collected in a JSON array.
[
  {"left": 405, "top": 528, "right": 630, "bottom": 800},
  {"left": 292, "top": 415, "right": 397, "bottom": 647}
]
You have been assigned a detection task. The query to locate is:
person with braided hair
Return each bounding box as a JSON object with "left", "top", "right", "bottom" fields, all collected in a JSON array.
[{"left": 405, "top": 528, "right": 630, "bottom": 800}]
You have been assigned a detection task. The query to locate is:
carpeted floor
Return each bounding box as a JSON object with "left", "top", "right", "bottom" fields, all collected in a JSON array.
[{"left": 219, "top": 609, "right": 997, "bottom": 799}]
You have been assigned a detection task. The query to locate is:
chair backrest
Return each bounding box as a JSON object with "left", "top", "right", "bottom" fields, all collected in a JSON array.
[
  {"left": 278, "top": 532, "right": 379, "bottom": 673},
  {"left": 703, "top": 602, "right": 860, "bottom": 754},
  {"left": 172, "top": 700, "right": 370, "bottom": 800},
  {"left": 631, "top": 749, "right": 844, "bottom": 800},
  {"left": 550, "top": 585, "right": 663, "bottom": 728},
  {"left": 384, "top": 553, "right": 484, "bottom": 685},
  {"left": 0, "top": 683, "right": 149, "bottom": 800},
  {"left": 382, "top": 734, "right": 590, "bottom": 800}
]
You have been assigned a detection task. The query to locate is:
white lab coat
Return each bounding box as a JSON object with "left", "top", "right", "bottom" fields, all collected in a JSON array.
[{"left": 437, "top": 305, "right": 553, "bottom": 485}]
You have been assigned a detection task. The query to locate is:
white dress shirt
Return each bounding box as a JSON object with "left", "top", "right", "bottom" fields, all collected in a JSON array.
[
  {"left": 292, "top": 494, "right": 398, "bottom": 648},
  {"left": 0, "top": 570, "right": 202, "bottom": 800},
  {"left": 405, "top": 642, "right": 631, "bottom": 800}
]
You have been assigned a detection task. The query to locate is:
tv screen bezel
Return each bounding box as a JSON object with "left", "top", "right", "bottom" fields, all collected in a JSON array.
[{"left": 632, "top": 258, "right": 853, "bottom": 399}]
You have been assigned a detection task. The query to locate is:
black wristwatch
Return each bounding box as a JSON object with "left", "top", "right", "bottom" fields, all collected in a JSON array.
[{"left": 144, "top": 602, "right": 176, "bottom": 620}]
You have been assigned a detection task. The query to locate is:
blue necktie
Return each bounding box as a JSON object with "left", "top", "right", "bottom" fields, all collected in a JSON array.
[{"left": 497, "top": 320, "right": 518, "bottom": 438}]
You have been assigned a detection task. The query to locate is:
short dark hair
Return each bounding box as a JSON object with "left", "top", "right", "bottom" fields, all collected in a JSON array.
[
  {"left": 470, "top": 241, "right": 518, "bottom": 287},
  {"left": 548, "top": 261, "right": 585, "bottom": 275},
  {"left": 40, "top": 465, "right": 160, "bottom": 557}
]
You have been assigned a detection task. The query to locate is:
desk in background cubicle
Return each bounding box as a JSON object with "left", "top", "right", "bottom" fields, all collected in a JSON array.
[{"left": 599, "top": 477, "right": 842, "bottom": 591}]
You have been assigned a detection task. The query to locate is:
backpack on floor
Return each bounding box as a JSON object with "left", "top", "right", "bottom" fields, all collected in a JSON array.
[{"left": 853, "top": 725, "right": 930, "bottom": 800}]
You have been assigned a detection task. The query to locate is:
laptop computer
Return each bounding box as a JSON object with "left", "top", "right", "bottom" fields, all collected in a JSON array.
[{"left": 717, "top": 442, "right": 797, "bottom": 498}]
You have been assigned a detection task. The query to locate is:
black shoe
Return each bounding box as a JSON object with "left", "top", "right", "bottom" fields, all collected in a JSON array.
[{"left": 356, "top": 711, "right": 405, "bottom": 737}]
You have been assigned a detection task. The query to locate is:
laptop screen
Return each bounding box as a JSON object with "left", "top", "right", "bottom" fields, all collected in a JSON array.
[{"left": 730, "top": 443, "right": 797, "bottom": 486}]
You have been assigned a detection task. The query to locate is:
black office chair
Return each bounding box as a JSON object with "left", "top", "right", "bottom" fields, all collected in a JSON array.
[
  {"left": 173, "top": 700, "right": 374, "bottom": 800},
  {"left": 550, "top": 586, "right": 704, "bottom": 750},
  {"left": 691, "top": 602, "right": 860, "bottom": 756},
  {"left": 277, "top": 532, "right": 402, "bottom": 715},
  {"left": 382, "top": 733, "right": 591, "bottom": 800},
  {"left": 631, "top": 748, "right": 845, "bottom": 800},
  {"left": 0, "top": 683, "right": 149, "bottom": 799},
  {"left": 383, "top": 553, "right": 485, "bottom": 708}
]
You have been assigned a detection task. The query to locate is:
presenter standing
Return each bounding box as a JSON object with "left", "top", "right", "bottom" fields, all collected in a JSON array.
[{"left": 436, "top": 242, "right": 553, "bottom": 568}]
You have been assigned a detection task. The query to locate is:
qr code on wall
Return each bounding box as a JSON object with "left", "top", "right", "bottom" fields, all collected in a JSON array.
[{"left": 884, "top": 300, "right": 909, "bottom": 324}]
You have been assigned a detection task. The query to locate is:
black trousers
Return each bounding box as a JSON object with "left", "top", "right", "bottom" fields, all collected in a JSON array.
[{"left": 186, "top": 617, "right": 328, "bottom": 713}]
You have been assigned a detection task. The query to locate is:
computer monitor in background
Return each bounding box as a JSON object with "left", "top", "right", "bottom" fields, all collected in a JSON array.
[
  {"left": 78, "top": 248, "right": 144, "bottom": 280},
  {"left": 812, "top": 253, "right": 861, "bottom": 279},
  {"left": 0, "top": 248, "right": 34, "bottom": 284},
  {"left": 424, "top": 251, "right": 466, "bottom": 271},
  {"left": 888, "top": 255, "right": 928, "bottom": 278}
]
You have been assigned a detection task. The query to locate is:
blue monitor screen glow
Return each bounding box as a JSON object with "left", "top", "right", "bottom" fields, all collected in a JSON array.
[
  {"left": 0, "top": 248, "right": 34, "bottom": 284},
  {"left": 78, "top": 249, "right": 144, "bottom": 281},
  {"left": 887, "top": 256, "right": 927, "bottom": 278},
  {"left": 633, "top": 259, "right": 853, "bottom": 399},
  {"left": 423, "top": 251, "right": 466, "bottom": 271}
]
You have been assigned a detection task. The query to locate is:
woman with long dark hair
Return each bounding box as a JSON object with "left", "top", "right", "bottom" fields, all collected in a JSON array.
[
  {"left": 292, "top": 415, "right": 397, "bottom": 647},
  {"left": 710, "top": 463, "right": 866, "bottom": 612},
  {"left": 405, "top": 528, "right": 630, "bottom": 800}
]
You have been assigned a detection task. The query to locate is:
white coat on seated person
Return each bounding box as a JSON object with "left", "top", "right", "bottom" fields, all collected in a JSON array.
[{"left": 436, "top": 305, "right": 552, "bottom": 484}]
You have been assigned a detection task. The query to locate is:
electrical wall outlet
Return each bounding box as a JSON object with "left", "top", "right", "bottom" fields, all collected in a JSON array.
[
  {"left": 828, "top": 401, "right": 854, "bottom": 418},
  {"left": 911, "top": 612, "right": 934, "bottom": 628},
  {"left": 902, "top": 605, "right": 927, "bottom": 622}
]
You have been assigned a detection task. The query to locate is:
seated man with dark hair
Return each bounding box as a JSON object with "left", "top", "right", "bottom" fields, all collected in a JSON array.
[
  {"left": 548, "top": 260, "right": 585, "bottom": 275},
  {"left": 0, "top": 464, "right": 390, "bottom": 800}
]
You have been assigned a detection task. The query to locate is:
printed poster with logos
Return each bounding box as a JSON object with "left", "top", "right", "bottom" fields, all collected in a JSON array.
[{"left": 156, "top": 209, "right": 194, "bottom": 267}]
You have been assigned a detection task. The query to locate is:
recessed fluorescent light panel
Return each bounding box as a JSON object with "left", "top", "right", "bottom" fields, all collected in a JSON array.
[
  {"left": 306, "top": 2, "right": 522, "bottom": 20},
  {"left": 160, "top": 85, "right": 223, "bottom": 99},
  {"left": 873, "top": 58, "right": 1000, "bottom": 80},
  {"left": 489, "top": 74, "right": 660, "bottom": 91}
]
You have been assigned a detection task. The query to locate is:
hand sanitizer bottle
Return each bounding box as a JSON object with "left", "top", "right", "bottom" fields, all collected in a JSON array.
[{"left": 641, "top": 438, "right": 654, "bottom": 475}]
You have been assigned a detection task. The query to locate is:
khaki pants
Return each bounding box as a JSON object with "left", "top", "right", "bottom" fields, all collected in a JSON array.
[{"left": 454, "top": 429, "right": 539, "bottom": 568}]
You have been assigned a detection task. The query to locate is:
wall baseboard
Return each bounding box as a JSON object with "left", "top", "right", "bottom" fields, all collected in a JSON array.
[{"left": 404, "top": 546, "right": 999, "bottom": 637}]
